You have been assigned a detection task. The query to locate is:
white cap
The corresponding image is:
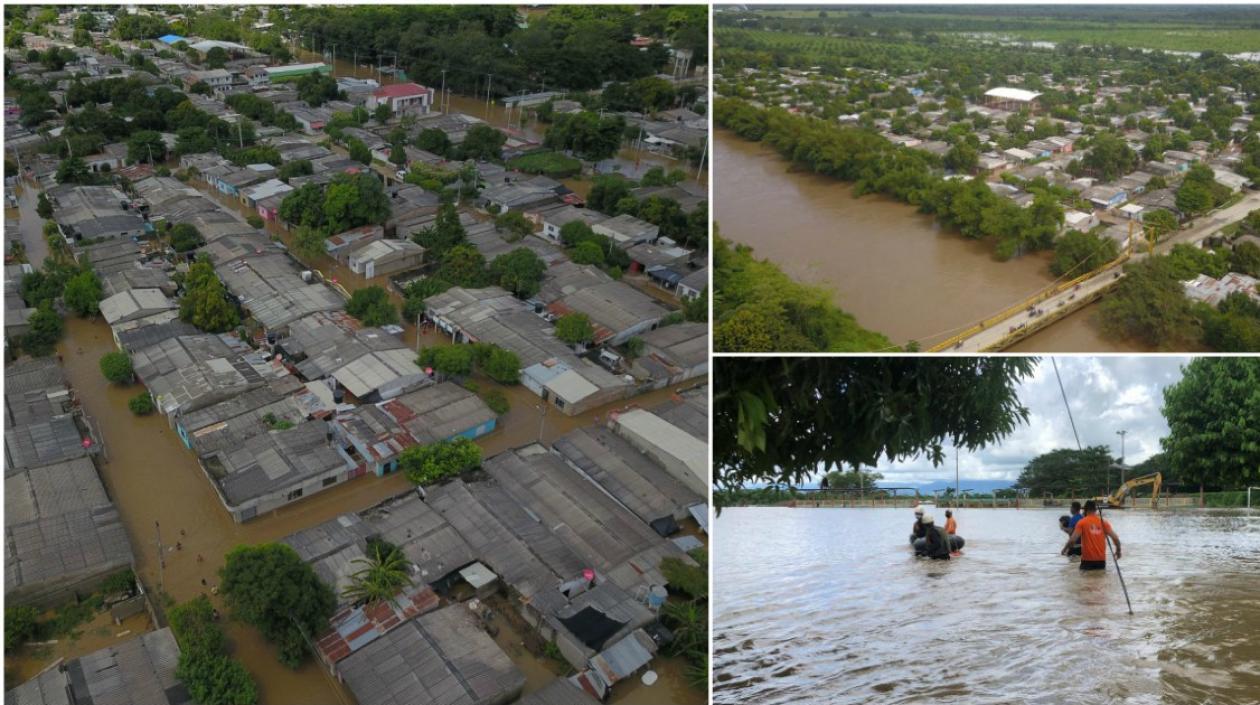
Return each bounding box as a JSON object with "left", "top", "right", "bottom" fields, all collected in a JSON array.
[
  {"left": 913, "top": 507, "right": 924, "bottom": 515},
  {"left": 921, "top": 513, "right": 935, "bottom": 524}
]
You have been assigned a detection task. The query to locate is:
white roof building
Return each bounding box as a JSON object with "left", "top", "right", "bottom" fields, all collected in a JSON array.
[{"left": 985, "top": 87, "right": 1043, "bottom": 102}]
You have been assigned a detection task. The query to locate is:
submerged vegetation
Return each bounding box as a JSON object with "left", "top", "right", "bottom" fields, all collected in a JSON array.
[{"left": 714, "top": 233, "right": 894, "bottom": 352}]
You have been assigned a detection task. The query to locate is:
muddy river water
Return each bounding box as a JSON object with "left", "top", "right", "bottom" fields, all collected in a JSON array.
[
  {"left": 713, "top": 506, "right": 1260, "bottom": 705},
  {"left": 715, "top": 130, "right": 1145, "bottom": 352}
]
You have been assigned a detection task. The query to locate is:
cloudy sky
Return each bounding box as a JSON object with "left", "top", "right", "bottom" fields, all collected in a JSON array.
[{"left": 834, "top": 356, "right": 1194, "bottom": 487}]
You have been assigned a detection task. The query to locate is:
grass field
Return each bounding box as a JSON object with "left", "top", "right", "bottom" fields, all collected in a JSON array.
[{"left": 742, "top": 9, "right": 1260, "bottom": 53}]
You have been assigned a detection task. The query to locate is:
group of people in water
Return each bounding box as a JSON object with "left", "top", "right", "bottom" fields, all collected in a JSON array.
[
  {"left": 909, "top": 499, "right": 1122, "bottom": 569},
  {"left": 1059, "top": 500, "right": 1122, "bottom": 570},
  {"left": 909, "top": 506, "right": 964, "bottom": 559}
]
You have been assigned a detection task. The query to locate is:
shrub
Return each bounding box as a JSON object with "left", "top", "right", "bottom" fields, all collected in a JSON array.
[
  {"left": 481, "top": 388, "right": 509, "bottom": 415},
  {"left": 245, "top": 213, "right": 264, "bottom": 229},
  {"left": 346, "top": 286, "right": 398, "bottom": 327},
  {"left": 417, "top": 344, "right": 474, "bottom": 378},
  {"left": 5, "top": 605, "right": 40, "bottom": 651},
  {"left": 506, "top": 150, "right": 582, "bottom": 178},
  {"left": 128, "top": 393, "right": 155, "bottom": 415},
  {"left": 400, "top": 437, "right": 482, "bottom": 486},
  {"left": 555, "top": 312, "right": 594, "bottom": 345},
  {"left": 100, "top": 351, "right": 133, "bottom": 384}
]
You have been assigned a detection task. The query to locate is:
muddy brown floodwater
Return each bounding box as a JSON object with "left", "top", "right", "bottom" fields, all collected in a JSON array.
[
  {"left": 715, "top": 130, "right": 1134, "bottom": 352},
  {"left": 7, "top": 171, "right": 705, "bottom": 703},
  {"left": 714, "top": 506, "right": 1260, "bottom": 705}
]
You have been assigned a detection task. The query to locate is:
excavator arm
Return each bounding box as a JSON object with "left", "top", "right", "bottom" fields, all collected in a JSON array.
[{"left": 1097, "top": 472, "right": 1162, "bottom": 508}]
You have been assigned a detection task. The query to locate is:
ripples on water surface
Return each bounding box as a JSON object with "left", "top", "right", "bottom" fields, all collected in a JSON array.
[{"left": 713, "top": 507, "right": 1260, "bottom": 705}]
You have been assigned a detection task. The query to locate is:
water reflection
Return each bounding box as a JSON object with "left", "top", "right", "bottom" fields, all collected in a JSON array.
[{"left": 713, "top": 507, "right": 1260, "bottom": 705}]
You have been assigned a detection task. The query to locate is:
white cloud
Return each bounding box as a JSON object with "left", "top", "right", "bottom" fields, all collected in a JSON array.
[{"left": 842, "top": 357, "right": 1192, "bottom": 485}]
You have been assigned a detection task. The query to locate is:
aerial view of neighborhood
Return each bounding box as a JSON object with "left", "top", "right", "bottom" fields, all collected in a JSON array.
[
  {"left": 713, "top": 5, "right": 1260, "bottom": 352},
  {"left": 2, "top": 5, "right": 709, "bottom": 705}
]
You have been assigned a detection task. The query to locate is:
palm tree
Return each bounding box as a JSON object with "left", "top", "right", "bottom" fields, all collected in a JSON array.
[{"left": 342, "top": 543, "right": 414, "bottom": 607}]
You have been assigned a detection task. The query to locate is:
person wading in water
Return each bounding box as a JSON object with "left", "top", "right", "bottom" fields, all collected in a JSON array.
[{"left": 1061, "top": 500, "right": 1121, "bottom": 570}]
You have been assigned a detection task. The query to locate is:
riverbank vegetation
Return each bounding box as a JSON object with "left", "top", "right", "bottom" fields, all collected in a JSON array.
[
  {"left": 715, "top": 98, "right": 1066, "bottom": 260},
  {"left": 276, "top": 5, "right": 705, "bottom": 99},
  {"left": 1098, "top": 240, "right": 1260, "bottom": 351},
  {"left": 714, "top": 233, "right": 894, "bottom": 352}
]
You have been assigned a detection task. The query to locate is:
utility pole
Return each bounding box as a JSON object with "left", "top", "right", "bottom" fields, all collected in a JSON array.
[
  {"left": 155, "top": 520, "right": 165, "bottom": 593},
  {"left": 1116, "top": 430, "right": 1127, "bottom": 482},
  {"left": 415, "top": 311, "right": 422, "bottom": 354},
  {"left": 237, "top": 119, "right": 244, "bottom": 150},
  {"left": 440, "top": 69, "right": 446, "bottom": 115},
  {"left": 485, "top": 73, "right": 493, "bottom": 119},
  {"left": 695, "top": 136, "right": 708, "bottom": 180},
  {"left": 536, "top": 402, "right": 547, "bottom": 442},
  {"left": 955, "top": 447, "right": 960, "bottom": 510},
  {"left": 328, "top": 43, "right": 336, "bottom": 78}
]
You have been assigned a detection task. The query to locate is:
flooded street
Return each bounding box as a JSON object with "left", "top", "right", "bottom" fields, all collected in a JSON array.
[
  {"left": 715, "top": 130, "right": 1127, "bottom": 351},
  {"left": 713, "top": 507, "right": 1260, "bottom": 705},
  {"left": 8, "top": 160, "right": 704, "bottom": 702}
]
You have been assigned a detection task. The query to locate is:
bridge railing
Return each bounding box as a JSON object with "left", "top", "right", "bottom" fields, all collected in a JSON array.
[{"left": 928, "top": 251, "right": 1129, "bottom": 352}]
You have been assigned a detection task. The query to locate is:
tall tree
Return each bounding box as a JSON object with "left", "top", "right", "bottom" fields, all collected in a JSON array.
[
  {"left": 219, "top": 544, "right": 336, "bottom": 669},
  {"left": 715, "top": 358, "right": 1036, "bottom": 493},
  {"left": 1161, "top": 357, "right": 1260, "bottom": 495}
]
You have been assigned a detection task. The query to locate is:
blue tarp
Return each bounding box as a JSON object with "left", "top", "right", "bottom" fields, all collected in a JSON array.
[{"left": 158, "top": 34, "right": 186, "bottom": 45}]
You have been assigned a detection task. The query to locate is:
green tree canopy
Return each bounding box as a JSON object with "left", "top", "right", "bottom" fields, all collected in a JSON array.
[
  {"left": 489, "top": 248, "right": 546, "bottom": 298},
  {"left": 1051, "top": 229, "right": 1119, "bottom": 277},
  {"left": 1162, "top": 357, "right": 1260, "bottom": 492},
  {"left": 22, "top": 305, "right": 64, "bottom": 356},
  {"left": 219, "top": 544, "right": 336, "bottom": 669},
  {"left": 554, "top": 312, "right": 595, "bottom": 345},
  {"left": 170, "top": 223, "right": 203, "bottom": 253},
  {"left": 458, "top": 125, "right": 506, "bottom": 161},
  {"left": 180, "top": 260, "right": 240, "bottom": 333},
  {"left": 399, "top": 437, "right": 482, "bottom": 486},
  {"left": 99, "top": 351, "right": 134, "bottom": 384},
  {"left": 417, "top": 344, "right": 474, "bottom": 378},
  {"left": 1012, "top": 446, "right": 1117, "bottom": 497},
  {"left": 345, "top": 286, "right": 399, "bottom": 327},
  {"left": 63, "top": 269, "right": 103, "bottom": 317}
]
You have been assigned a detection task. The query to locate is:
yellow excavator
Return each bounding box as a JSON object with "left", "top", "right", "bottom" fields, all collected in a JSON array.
[{"left": 1093, "top": 472, "right": 1162, "bottom": 509}]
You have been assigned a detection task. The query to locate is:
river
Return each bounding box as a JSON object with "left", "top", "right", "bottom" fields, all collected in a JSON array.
[
  {"left": 6, "top": 166, "right": 705, "bottom": 704},
  {"left": 713, "top": 506, "right": 1260, "bottom": 705},
  {"left": 715, "top": 130, "right": 1140, "bottom": 352}
]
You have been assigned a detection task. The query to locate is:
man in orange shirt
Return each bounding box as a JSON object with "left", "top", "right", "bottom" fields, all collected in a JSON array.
[
  {"left": 944, "top": 510, "right": 957, "bottom": 535},
  {"left": 1062, "top": 500, "right": 1122, "bottom": 570}
]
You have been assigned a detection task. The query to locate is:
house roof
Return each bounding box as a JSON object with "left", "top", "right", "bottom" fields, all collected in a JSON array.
[
  {"left": 6, "top": 628, "right": 190, "bottom": 705},
  {"left": 332, "top": 348, "right": 427, "bottom": 400},
  {"left": 204, "top": 419, "right": 353, "bottom": 508},
  {"left": 131, "top": 335, "right": 265, "bottom": 416},
  {"left": 380, "top": 382, "right": 496, "bottom": 444},
  {"left": 552, "top": 426, "right": 703, "bottom": 528},
  {"left": 985, "top": 87, "right": 1042, "bottom": 102},
  {"left": 5, "top": 415, "right": 90, "bottom": 474},
  {"left": 99, "top": 288, "right": 176, "bottom": 325},
  {"left": 372, "top": 82, "right": 430, "bottom": 99},
  {"left": 336, "top": 604, "right": 524, "bottom": 705}
]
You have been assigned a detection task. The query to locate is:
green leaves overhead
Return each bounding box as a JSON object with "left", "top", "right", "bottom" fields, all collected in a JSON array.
[{"left": 715, "top": 358, "right": 1036, "bottom": 491}]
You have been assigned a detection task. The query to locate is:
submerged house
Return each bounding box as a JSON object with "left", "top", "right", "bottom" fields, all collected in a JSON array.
[
  {"left": 379, "top": 382, "right": 498, "bottom": 445},
  {"left": 199, "top": 419, "right": 357, "bottom": 522}
]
